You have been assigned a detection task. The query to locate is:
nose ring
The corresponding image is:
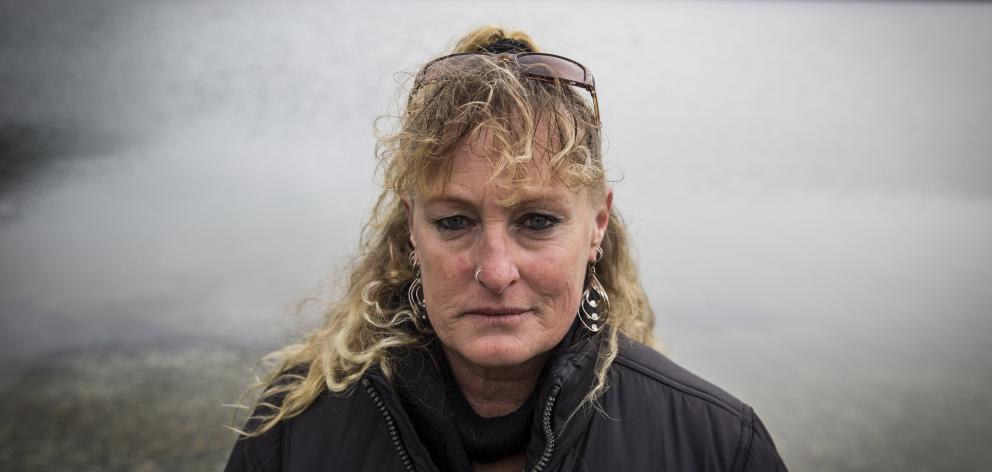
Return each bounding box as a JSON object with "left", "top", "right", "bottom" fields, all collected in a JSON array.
[{"left": 474, "top": 266, "right": 484, "bottom": 285}]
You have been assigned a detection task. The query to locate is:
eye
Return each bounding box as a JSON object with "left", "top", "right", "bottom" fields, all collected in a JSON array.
[
  {"left": 434, "top": 215, "right": 473, "bottom": 232},
  {"left": 520, "top": 213, "right": 559, "bottom": 231}
]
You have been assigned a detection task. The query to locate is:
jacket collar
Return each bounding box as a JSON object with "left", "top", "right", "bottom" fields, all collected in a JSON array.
[
  {"left": 365, "top": 320, "right": 604, "bottom": 472},
  {"left": 524, "top": 327, "right": 602, "bottom": 471}
]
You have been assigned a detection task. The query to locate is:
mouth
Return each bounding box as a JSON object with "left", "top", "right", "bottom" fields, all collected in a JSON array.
[
  {"left": 464, "top": 306, "right": 529, "bottom": 315},
  {"left": 462, "top": 306, "right": 531, "bottom": 322}
]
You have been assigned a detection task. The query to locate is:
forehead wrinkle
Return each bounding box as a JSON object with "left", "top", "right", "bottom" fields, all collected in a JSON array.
[
  {"left": 423, "top": 179, "right": 576, "bottom": 212},
  {"left": 419, "top": 162, "right": 585, "bottom": 209}
]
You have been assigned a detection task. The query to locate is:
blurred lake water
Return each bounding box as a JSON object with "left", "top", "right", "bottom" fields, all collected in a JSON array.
[{"left": 1, "top": 1, "right": 990, "bottom": 470}]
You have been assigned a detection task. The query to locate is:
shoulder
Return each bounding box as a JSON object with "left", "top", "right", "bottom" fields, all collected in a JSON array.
[
  {"left": 224, "top": 367, "right": 369, "bottom": 472},
  {"left": 612, "top": 334, "right": 748, "bottom": 419},
  {"left": 605, "top": 335, "right": 788, "bottom": 471},
  {"left": 225, "top": 368, "right": 422, "bottom": 472}
]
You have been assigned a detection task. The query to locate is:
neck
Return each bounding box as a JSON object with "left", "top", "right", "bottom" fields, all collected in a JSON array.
[{"left": 443, "top": 348, "right": 549, "bottom": 418}]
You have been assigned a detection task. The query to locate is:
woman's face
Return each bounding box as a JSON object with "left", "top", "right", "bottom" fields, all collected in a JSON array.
[{"left": 406, "top": 129, "right": 611, "bottom": 370}]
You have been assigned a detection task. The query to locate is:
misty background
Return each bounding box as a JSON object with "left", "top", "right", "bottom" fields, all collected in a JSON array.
[{"left": 1, "top": 1, "right": 990, "bottom": 470}]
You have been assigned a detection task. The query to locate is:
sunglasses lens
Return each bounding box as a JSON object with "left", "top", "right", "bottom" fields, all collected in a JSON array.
[{"left": 515, "top": 54, "right": 589, "bottom": 86}]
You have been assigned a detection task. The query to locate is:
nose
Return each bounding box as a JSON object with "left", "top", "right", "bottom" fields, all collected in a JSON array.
[{"left": 475, "top": 225, "right": 519, "bottom": 294}]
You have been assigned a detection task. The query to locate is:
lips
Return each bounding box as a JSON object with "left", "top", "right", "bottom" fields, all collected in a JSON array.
[{"left": 463, "top": 306, "right": 530, "bottom": 316}]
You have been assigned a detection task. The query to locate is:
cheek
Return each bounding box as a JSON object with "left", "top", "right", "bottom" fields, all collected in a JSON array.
[
  {"left": 527, "top": 250, "right": 587, "bottom": 320},
  {"left": 417, "top": 246, "right": 471, "bottom": 318}
]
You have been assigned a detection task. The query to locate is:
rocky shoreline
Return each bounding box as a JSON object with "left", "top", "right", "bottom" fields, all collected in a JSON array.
[{"left": 0, "top": 344, "right": 266, "bottom": 471}]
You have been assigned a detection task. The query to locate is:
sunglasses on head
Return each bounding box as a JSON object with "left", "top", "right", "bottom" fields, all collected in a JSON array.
[{"left": 408, "top": 52, "right": 600, "bottom": 124}]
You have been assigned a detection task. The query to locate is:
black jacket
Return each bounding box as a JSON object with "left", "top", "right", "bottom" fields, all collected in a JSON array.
[{"left": 224, "top": 335, "right": 787, "bottom": 471}]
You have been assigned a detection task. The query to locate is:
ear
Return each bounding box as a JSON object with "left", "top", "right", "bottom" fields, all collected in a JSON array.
[
  {"left": 403, "top": 197, "right": 417, "bottom": 250},
  {"left": 589, "top": 187, "right": 613, "bottom": 263}
]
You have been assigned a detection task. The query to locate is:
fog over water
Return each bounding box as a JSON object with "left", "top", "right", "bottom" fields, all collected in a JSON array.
[{"left": 1, "top": 1, "right": 990, "bottom": 470}]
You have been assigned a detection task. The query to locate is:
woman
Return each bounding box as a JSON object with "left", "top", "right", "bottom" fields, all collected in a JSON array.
[{"left": 225, "top": 25, "right": 787, "bottom": 472}]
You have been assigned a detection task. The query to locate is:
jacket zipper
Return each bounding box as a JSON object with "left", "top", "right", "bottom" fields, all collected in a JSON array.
[
  {"left": 362, "top": 377, "right": 562, "bottom": 472},
  {"left": 362, "top": 378, "right": 416, "bottom": 472},
  {"left": 530, "top": 385, "right": 561, "bottom": 472}
]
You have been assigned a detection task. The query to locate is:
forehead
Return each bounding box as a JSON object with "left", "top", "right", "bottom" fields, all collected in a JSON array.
[{"left": 421, "top": 125, "right": 582, "bottom": 208}]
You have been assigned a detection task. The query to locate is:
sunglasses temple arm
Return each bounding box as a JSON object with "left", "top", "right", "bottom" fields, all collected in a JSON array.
[{"left": 590, "top": 88, "right": 600, "bottom": 125}]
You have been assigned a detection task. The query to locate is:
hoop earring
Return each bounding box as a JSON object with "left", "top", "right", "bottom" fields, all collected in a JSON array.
[
  {"left": 408, "top": 250, "right": 432, "bottom": 333},
  {"left": 579, "top": 247, "right": 609, "bottom": 333}
]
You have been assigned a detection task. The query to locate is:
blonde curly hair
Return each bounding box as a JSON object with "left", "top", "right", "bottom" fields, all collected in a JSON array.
[{"left": 231, "top": 25, "right": 656, "bottom": 437}]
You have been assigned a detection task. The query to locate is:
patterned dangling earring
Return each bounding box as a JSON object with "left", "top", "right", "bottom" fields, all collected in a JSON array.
[
  {"left": 408, "top": 250, "right": 432, "bottom": 333},
  {"left": 579, "top": 247, "right": 609, "bottom": 333}
]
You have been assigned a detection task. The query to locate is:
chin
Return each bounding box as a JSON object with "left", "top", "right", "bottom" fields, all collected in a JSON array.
[{"left": 459, "top": 334, "right": 539, "bottom": 368}]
